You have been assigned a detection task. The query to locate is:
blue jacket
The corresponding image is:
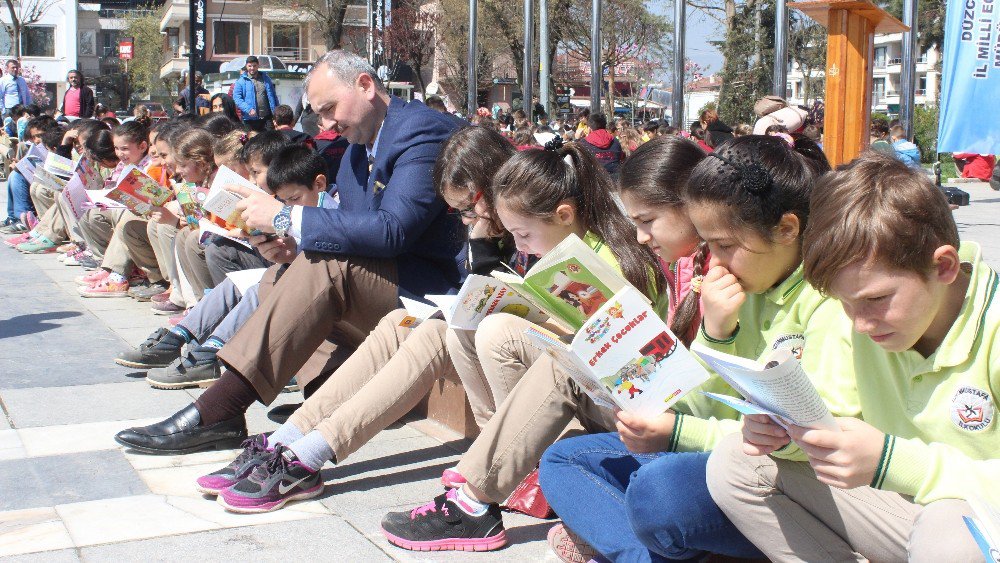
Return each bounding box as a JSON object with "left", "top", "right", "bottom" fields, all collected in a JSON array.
[
  {"left": 893, "top": 139, "right": 922, "bottom": 169},
  {"left": 299, "top": 96, "right": 468, "bottom": 298},
  {"left": 232, "top": 72, "right": 278, "bottom": 120}
]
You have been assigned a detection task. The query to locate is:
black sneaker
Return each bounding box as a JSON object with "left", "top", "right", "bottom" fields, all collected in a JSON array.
[
  {"left": 129, "top": 280, "right": 170, "bottom": 302},
  {"left": 217, "top": 446, "right": 324, "bottom": 513},
  {"left": 381, "top": 489, "right": 507, "bottom": 552},
  {"left": 146, "top": 352, "right": 221, "bottom": 389},
  {"left": 114, "top": 328, "right": 185, "bottom": 369},
  {"left": 78, "top": 255, "right": 100, "bottom": 270}
]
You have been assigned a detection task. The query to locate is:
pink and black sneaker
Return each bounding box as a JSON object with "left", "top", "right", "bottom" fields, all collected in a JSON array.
[
  {"left": 381, "top": 489, "right": 507, "bottom": 552},
  {"left": 196, "top": 434, "right": 272, "bottom": 495},
  {"left": 216, "top": 445, "right": 323, "bottom": 513}
]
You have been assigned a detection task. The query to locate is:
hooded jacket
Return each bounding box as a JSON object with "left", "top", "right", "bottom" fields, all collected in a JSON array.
[{"left": 579, "top": 129, "right": 625, "bottom": 176}]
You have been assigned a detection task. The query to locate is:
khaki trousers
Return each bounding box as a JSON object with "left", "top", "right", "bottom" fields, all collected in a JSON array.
[
  {"left": 78, "top": 208, "right": 123, "bottom": 260},
  {"left": 175, "top": 227, "right": 213, "bottom": 298},
  {"left": 455, "top": 354, "right": 616, "bottom": 503},
  {"left": 98, "top": 210, "right": 139, "bottom": 274},
  {"left": 30, "top": 183, "right": 68, "bottom": 243},
  {"left": 217, "top": 251, "right": 398, "bottom": 405},
  {"left": 288, "top": 309, "right": 454, "bottom": 462},
  {"left": 446, "top": 314, "right": 548, "bottom": 428},
  {"left": 121, "top": 215, "right": 164, "bottom": 283},
  {"left": 705, "top": 433, "right": 982, "bottom": 562},
  {"left": 147, "top": 221, "right": 179, "bottom": 285}
]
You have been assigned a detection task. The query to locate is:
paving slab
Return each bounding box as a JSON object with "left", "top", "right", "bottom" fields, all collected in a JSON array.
[
  {"left": 0, "top": 549, "right": 81, "bottom": 563},
  {"left": 2, "top": 382, "right": 194, "bottom": 428}
]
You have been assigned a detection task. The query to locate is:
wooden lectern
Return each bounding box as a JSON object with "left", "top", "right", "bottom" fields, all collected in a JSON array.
[{"left": 789, "top": 0, "right": 908, "bottom": 167}]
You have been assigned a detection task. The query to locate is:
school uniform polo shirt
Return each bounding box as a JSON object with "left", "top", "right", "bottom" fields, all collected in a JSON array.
[{"left": 858, "top": 242, "right": 1000, "bottom": 505}]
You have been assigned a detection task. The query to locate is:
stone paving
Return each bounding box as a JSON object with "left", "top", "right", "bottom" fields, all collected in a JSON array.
[{"left": 1, "top": 180, "right": 998, "bottom": 561}]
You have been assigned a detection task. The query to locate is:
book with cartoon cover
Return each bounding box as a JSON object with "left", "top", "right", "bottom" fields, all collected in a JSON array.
[
  {"left": 965, "top": 495, "right": 1000, "bottom": 562},
  {"left": 526, "top": 285, "right": 710, "bottom": 416},
  {"left": 43, "top": 152, "right": 75, "bottom": 178},
  {"left": 75, "top": 156, "right": 105, "bottom": 191},
  {"left": 61, "top": 173, "right": 91, "bottom": 220},
  {"left": 175, "top": 182, "right": 208, "bottom": 225},
  {"left": 104, "top": 165, "right": 173, "bottom": 216},
  {"left": 14, "top": 143, "right": 47, "bottom": 184},
  {"left": 491, "top": 234, "right": 629, "bottom": 331},
  {"left": 398, "top": 274, "right": 549, "bottom": 330},
  {"left": 202, "top": 165, "right": 268, "bottom": 232},
  {"left": 32, "top": 166, "right": 69, "bottom": 192}
]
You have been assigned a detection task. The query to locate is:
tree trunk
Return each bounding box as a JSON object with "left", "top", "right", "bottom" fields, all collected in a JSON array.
[
  {"left": 606, "top": 64, "right": 616, "bottom": 118},
  {"left": 413, "top": 63, "right": 426, "bottom": 95}
]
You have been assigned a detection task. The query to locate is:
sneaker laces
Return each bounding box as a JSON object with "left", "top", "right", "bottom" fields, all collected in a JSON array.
[
  {"left": 229, "top": 435, "right": 267, "bottom": 468},
  {"left": 249, "top": 445, "right": 294, "bottom": 484},
  {"left": 410, "top": 492, "right": 451, "bottom": 519}
]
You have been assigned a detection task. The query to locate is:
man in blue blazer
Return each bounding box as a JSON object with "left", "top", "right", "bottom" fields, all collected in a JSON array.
[{"left": 115, "top": 51, "right": 467, "bottom": 454}]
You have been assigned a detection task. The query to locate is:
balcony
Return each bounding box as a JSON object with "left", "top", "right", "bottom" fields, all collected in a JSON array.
[
  {"left": 99, "top": 8, "right": 154, "bottom": 18},
  {"left": 265, "top": 46, "right": 312, "bottom": 61},
  {"left": 158, "top": 0, "right": 187, "bottom": 32},
  {"left": 160, "top": 45, "right": 190, "bottom": 79}
]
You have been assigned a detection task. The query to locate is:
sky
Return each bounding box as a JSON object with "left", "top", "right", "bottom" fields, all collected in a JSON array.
[{"left": 649, "top": 1, "right": 726, "bottom": 77}]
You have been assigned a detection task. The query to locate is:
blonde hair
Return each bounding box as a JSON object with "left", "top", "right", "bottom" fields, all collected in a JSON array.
[
  {"left": 214, "top": 130, "right": 253, "bottom": 164},
  {"left": 174, "top": 128, "right": 216, "bottom": 169}
]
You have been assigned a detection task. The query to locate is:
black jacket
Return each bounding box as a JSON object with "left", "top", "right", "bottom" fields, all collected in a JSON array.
[
  {"left": 61, "top": 86, "right": 96, "bottom": 119},
  {"left": 706, "top": 120, "right": 734, "bottom": 148}
]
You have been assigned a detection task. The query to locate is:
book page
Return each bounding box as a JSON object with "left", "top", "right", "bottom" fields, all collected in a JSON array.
[
  {"left": 564, "top": 286, "right": 710, "bottom": 417},
  {"left": 225, "top": 268, "right": 267, "bottom": 295},
  {"left": 444, "top": 274, "right": 549, "bottom": 330},
  {"left": 62, "top": 174, "right": 91, "bottom": 220},
  {"left": 203, "top": 166, "right": 266, "bottom": 230},
  {"left": 33, "top": 167, "right": 68, "bottom": 192},
  {"left": 75, "top": 157, "right": 104, "bottom": 191},
  {"left": 83, "top": 188, "right": 125, "bottom": 210},
  {"left": 701, "top": 392, "right": 779, "bottom": 418},
  {"left": 398, "top": 296, "right": 442, "bottom": 328},
  {"left": 198, "top": 218, "right": 251, "bottom": 249},
  {"left": 43, "top": 152, "right": 74, "bottom": 178},
  {"left": 968, "top": 496, "right": 1000, "bottom": 562},
  {"left": 14, "top": 145, "right": 44, "bottom": 183},
  {"left": 691, "top": 345, "right": 838, "bottom": 430},
  {"left": 106, "top": 166, "right": 173, "bottom": 214}
]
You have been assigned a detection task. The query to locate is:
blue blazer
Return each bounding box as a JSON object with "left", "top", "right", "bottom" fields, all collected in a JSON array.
[
  {"left": 232, "top": 72, "right": 279, "bottom": 120},
  {"left": 299, "top": 96, "right": 467, "bottom": 298}
]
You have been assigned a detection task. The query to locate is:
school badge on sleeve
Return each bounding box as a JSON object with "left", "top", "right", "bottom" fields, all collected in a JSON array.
[{"left": 950, "top": 385, "right": 994, "bottom": 432}]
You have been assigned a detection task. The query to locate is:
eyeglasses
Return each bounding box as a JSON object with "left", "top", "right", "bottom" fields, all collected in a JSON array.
[{"left": 448, "top": 191, "right": 483, "bottom": 219}]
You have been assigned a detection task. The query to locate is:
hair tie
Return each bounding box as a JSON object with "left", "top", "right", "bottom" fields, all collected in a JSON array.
[
  {"left": 708, "top": 153, "right": 772, "bottom": 196},
  {"left": 544, "top": 136, "right": 564, "bottom": 152},
  {"left": 238, "top": 133, "right": 248, "bottom": 145},
  {"left": 690, "top": 275, "right": 704, "bottom": 294}
]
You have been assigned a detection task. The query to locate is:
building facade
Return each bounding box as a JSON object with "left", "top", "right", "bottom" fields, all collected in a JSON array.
[{"left": 0, "top": 0, "right": 81, "bottom": 109}]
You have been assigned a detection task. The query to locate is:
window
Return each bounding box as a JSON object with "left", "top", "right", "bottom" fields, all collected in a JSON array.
[
  {"left": 269, "top": 24, "right": 302, "bottom": 59},
  {"left": 873, "top": 77, "right": 887, "bottom": 99},
  {"left": 874, "top": 46, "right": 887, "bottom": 68},
  {"left": 214, "top": 21, "right": 249, "bottom": 55},
  {"left": 23, "top": 26, "right": 55, "bottom": 57}
]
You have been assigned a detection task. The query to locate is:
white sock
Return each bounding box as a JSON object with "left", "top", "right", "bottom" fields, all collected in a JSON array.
[{"left": 453, "top": 486, "right": 489, "bottom": 516}]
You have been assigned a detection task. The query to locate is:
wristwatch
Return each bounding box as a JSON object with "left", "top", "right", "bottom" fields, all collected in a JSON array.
[{"left": 273, "top": 205, "right": 292, "bottom": 238}]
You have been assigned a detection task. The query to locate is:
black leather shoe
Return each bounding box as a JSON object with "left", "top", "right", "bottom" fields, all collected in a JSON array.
[{"left": 114, "top": 404, "right": 247, "bottom": 455}]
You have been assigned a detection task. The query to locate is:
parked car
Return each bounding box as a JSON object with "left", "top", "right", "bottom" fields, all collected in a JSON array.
[
  {"left": 126, "top": 102, "right": 170, "bottom": 122},
  {"left": 219, "top": 55, "right": 287, "bottom": 74}
]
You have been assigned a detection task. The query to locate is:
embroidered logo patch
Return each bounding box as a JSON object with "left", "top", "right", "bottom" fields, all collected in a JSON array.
[
  {"left": 950, "top": 385, "right": 994, "bottom": 432},
  {"left": 772, "top": 333, "right": 805, "bottom": 360}
]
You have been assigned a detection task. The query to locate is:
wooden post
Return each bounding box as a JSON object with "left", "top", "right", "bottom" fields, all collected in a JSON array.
[{"left": 788, "top": 0, "right": 907, "bottom": 167}]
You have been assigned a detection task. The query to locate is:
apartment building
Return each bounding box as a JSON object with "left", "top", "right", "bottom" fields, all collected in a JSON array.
[
  {"left": 786, "top": 32, "right": 940, "bottom": 113},
  {"left": 0, "top": 0, "right": 80, "bottom": 108}
]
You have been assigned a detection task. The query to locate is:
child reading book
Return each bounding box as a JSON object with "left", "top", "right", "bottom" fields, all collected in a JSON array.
[
  {"left": 536, "top": 135, "right": 763, "bottom": 562},
  {"left": 381, "top": 138, "right": 669, "bottom": 552},
  {"left": 170, "top": 127, "right": 529, "bottom": 512},
  {"left": 706, "top": 152, "right": 997, "bottom": 561}
]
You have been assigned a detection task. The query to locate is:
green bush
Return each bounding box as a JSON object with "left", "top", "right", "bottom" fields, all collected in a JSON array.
[
  {"left": 871, "top": 111, "right": 889, "bottom": 124},
  {"left": 913, "top": 105, "right": 939, "bottom": 163}
]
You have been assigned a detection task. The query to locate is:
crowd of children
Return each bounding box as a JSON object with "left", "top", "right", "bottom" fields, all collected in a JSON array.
[{"left": 3, "top": 50, "right": 997, "bottom": 562}]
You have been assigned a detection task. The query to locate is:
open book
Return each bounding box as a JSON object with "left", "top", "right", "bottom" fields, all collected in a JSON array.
[
  {"left": 491, "top": 234, "right": 629, "bottom": 331},
  {"left": 966, "top": 496, "right": 1000, "bottom": 562},
  {"left": 14, "top": 143, "right": 47, "bottom": 184},
  {"left": 104, "top": 165, "right": 173, "bottom": 216},
  {"left": 175, "top": 183, "right": 209, "bottom": 225},
  {"left": 526, "top": 285, "right": 710, "bottom": 417},
  {"left": 43, "top": 152, "right": 75, "bottom": 178},
  {"left": 691, "top": 344, "right": 838, "bottom": 430},
  {"left": 202, "top": 165, "right": 269, "bottom": 232},
  {"left": 398, "top": 274, "right": 549, "bottom": 330}
]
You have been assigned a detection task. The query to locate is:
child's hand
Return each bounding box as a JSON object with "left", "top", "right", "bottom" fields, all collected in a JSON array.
[
  {"left": 231, "top": 184, "right": 282, "bottom": 233},
  {"left": 786, "top": 418, "right": 885, "bottom": 489},
  {"left": 61, "top": 129, "right": 79, "bottom": 145},
  {"left": 252, "top": 234, "right": 296, "bottom": 263},
  {"left": 149, "top": 205, "right": 179, "bottom": 226},
  {"left": 701, "top": 265, "right": 745, "bottom": 340},
  {"left": 469, "top": 217, "right": 492, "bottom": 240},
  {"left": 741, "top": 414, "right": 790, "bottom": 456},
  {"left": 616, "top": 410, "right": 676, "bottom": 454}
]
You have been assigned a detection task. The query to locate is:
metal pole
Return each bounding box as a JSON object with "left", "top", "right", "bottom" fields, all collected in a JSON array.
[
  {"left": 539, "top": 0, "right": 550, "bottom": 117},
  {"left": 773, "top": 0, "right": 787, "bottom": 96},
  {"left": 589, "top": 0, "right": 601, "bottom": 113},
  {"left": 468, "top": 0, "right": 478, "bottom": 115},
  {"left": 899, "top": 0, "right": 918, "bottom": 139},
  {"left": 671, "top": 0, "right": 684, "bottom": 127},
  {"left": 188, "top": 0, "right": 196, "bottom": 115},
  {"left": 523, "top": 0, "right": 534, "bottom": 115}
]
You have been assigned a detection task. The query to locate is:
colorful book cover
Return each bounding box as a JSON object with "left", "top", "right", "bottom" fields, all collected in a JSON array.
[
  {"left": 105, "top": 165, "right": 174, "bottom": 216},
  {"left": 14, "top": 143, "right": 46, "bottom": 184},
  {"left": 202, "top": 165, "right": 267, "bottom": 233},
  {"left": 75, "top": 156, "right": 105, "bottom": 191},
  {"left": 175, "top": 183, "right": 208, "bottom": 225},
  {"left": 43, "top": 152, "right": 74, "bottom": 178}
]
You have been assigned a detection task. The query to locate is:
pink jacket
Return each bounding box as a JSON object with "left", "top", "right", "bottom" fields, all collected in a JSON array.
[{"left": 661, "top": 248, "right": 706, "bottom": 345}]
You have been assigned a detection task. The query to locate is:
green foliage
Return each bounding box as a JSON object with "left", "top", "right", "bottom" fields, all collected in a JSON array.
[
  {"left": 124, "top": 7, "right": 166, "bottom": 101},
  {"left": 871, "top": 111, "right": 889, "bottom": 123},
  {"left": 717, "top": 0, "right": 774, "bottom": 125},
  {"left": 881, "top": 0, "right": 946, "bottom": 55},
  {"left": 913, "top": 105, "right": 939, "bottom": 162},
  {"left": 698, "top": 100, "right": 717, "bottom": 116},
  {"left": 939, "top": 153, "right": 958, "bottom": 181}
]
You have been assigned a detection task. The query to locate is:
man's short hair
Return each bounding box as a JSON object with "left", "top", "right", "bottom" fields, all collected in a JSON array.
[
  {"left": 803, "top": 152, "right": 959, "bottom": 294},
  {"left": 273, "top": 104, "right": 295, "bottom": 126},
  {"left": 245, "top": 56, "right": 259, "bottom": 64},
  {"left": 587, "top": 113, "right": 608, "bottom": 131},
  {"left": 306, "top": 50, "right": 385, "bottom": 93},
  {"left": 266, "top": 144, "right": 327, "bottom": 193}
]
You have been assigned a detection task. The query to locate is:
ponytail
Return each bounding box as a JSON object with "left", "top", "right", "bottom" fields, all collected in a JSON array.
[
  {"left": 670, "top": 243, "right": 708, "bottom": 346},
  {"left": 492, "top": 140, "right": 664, "bottom": 300}
]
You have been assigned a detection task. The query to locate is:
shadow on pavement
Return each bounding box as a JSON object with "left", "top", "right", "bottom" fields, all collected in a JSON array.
[{"left": 0, "top": 311, "right": 83, "bottom": 339}]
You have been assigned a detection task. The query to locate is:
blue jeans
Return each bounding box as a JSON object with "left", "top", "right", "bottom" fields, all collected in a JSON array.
[
  {"left": 6, "top": 169, "right": 33, "bottom": 221},
  {"left": 539, "top": 432, "right": 763, "bottom": 562}
]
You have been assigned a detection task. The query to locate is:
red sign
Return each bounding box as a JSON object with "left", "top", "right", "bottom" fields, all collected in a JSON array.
[{"left": 119, "top": 39, "right": 134, "bottom": 60}]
